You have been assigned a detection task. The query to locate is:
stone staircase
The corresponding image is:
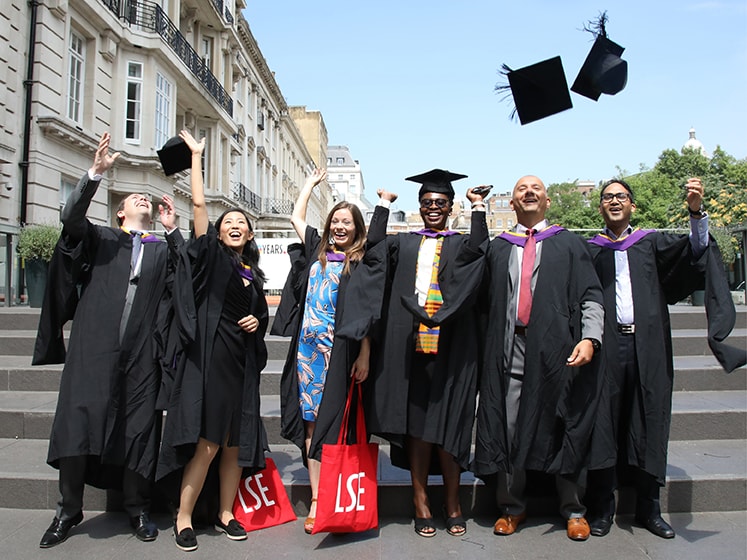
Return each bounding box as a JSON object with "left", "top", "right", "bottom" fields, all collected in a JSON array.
[{"left": 0, "top": 304, "right": 744, "bottom": 517}]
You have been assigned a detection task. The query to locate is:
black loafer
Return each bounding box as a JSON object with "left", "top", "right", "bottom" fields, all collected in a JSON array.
[
  {"left": 636, "top": 514, "right": 675, "bottom": 539},
  {"left": 589, "top": 514, "right": 614, "bottom": 537},
  {"left": 173, "top": 525, "right": 198, "bottom": 552},
  {"left": 214, "top": 518, "right": 247, "bottom": 541},
  {"left": 130, "top": 512, "right": 158, "bottom": 542},
  {"left": 39, "top": 511, "right": 84, "bottom": 548}
]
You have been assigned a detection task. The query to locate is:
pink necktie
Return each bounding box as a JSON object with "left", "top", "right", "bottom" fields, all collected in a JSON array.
[{"left": 517, "top": 229, "right": 536, "bottom": 325}]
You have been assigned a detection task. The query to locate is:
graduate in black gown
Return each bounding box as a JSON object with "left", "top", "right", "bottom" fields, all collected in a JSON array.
[
  {"left": 271, "top": 168, "right": 394, "bottom": 533},
  {"left": 157, "top": 130, "right": 268, "bottom": 552},
  {"left": 34, "top": 132, "right": 183, "bottom": 547},
  {"left": 584, "top": 178, "right": 746, "bottom": 539},
  {"left": 472, "top": 175, "right": 604, "bottom": 542},
  {"left": 342, "top": 169, "right": 489, "bottom": 538}
]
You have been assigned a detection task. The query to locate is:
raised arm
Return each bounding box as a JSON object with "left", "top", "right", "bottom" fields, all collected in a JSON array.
[
  {"left": 179, "top": 130, "right": 207, "bottom": 237},
  {"left": 291, "top": 168, "right": 326, "bottom": 240},
  {"left": 62, "top": 132, "right": 120, "bottom": 239}
]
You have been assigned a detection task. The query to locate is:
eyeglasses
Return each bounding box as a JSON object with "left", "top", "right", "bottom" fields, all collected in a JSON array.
[
  {"left": 601, "top": 192, "right": 631, "bottom": 203},
  {"left": 419, "top": 198, "right": 450, "bottom": 209}
]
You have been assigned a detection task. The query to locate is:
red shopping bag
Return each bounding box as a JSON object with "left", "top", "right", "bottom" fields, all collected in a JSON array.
[
  {"left": 232, "top": 457, "right": 297, "bottom": 532},
  {"left": 312, "top": 383, "right": 379, "bottom": 534}
]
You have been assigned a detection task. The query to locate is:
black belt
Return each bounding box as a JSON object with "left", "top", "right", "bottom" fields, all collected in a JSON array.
[
  {"left": 618, "top": 323, "right": 635, "bottom": 335},
  {"left": 514, "top": 325, "right": 527, "bottom": 336}
]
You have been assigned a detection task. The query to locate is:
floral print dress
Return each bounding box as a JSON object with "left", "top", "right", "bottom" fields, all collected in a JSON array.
[{"left": 297, "top": 259, "right": 344, "bottom": 421}]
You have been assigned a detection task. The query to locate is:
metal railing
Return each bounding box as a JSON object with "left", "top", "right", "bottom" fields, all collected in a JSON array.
[
  {"left": 232, "top": 182, "right": 263, "bottom": 213},
  {"left": 263, "top": 198, "right": 294, "bottom": 215},
  {"left": 101, "top": 0, "right": 233, "bottom": 116},
  {"left": 210, "top": 0, "right": 234, "bottom": 24}
]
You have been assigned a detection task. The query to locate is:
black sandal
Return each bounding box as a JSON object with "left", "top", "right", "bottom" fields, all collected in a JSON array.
[
  {"left": 414, "top": 517, "right": 436, "bottom": 538},
  {"left": 445, "top": 514, "right": 467, "bottom": 537}
]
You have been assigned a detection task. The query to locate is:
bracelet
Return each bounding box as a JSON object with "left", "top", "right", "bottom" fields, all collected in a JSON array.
[
  {"left": 688, "top": 204, "right": 705, "bottom": 217},
  {"left": 471, "top": 202, "right": 486, "bottom": 210}
]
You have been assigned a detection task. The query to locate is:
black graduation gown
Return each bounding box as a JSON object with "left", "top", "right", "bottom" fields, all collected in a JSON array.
[
  {"left": 345, "top": 212, "right": 488, "bottom": 471},
  {"left": 271, "top": 206, "right": 390, "bottom": 462},
  {"left": 472, "top": 230, "right": 604, "bottom": 480},
  {"left": 587, "top": 232, "right": 746, "bottom": 484},
  {"left": 156, "top": 226, "right": 268, "bottom": 481},
  {"left": 34, "top": 176, "right": 182, "bottom": 487}
]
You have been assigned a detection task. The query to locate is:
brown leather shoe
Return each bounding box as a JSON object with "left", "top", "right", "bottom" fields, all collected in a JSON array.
[
  {"left": 567, "top": 517, "right": 590, "bottom": 541},
  {"left": 493, "top": 512, "right": 527, "bottom": 535}
]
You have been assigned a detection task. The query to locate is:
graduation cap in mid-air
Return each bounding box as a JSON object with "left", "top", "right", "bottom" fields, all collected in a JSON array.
[
  {"left": 156, "top": 136, "right": 192, "bottom": 176},
  {"left": 495, "top": 56, "right": 573, "bottom": 125},
  {"left": 406, "top": 169, "right": 468, "bottom": 199},
  {"left": 571, "top": 13, "right": 628, "bottom": 101}
]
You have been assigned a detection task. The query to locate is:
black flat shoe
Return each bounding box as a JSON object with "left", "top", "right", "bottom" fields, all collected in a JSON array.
[
  {"left": 589, "top": 514, "right": 614, "bottom": 537},
  {"left": 39, "top": 511, "right": 84, "bottom": 548},
  {"left": 130, "top": 512, "right": 158, "bottom": 542},
  {"left": 214, "top": 518, "right": 247, "bottom": 541},
  {"left": 636, "top": 514, "right": 675, "bottom": 539},
  {"left": 173, "top": 525, "right": 198, "bottom": 552}
]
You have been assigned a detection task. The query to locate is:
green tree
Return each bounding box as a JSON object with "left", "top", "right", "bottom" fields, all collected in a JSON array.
[{"left": 546, "top": 181, "right": 599, "bottom": 229}]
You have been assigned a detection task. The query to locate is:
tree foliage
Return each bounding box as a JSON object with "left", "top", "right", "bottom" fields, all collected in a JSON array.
[{"left": 544, "top": 144, "right": 746, "bottom": 263}]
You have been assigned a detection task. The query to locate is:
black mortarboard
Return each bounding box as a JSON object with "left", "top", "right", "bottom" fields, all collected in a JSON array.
[
  {"left": 571, "top": 35, "right": 627, "bottom": 101},
  {"left": 405, "top": 169, "right": 467, "bottom": 199},
  {"left": 495, "top": 56, "right": 573, "bottom": 125},
  {"left": 157, "top": 136, "right": 191, "bottom": 176}
]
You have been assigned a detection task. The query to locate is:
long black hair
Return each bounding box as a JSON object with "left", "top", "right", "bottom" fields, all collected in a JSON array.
[{"left": 214, "top": 207, "right": 266, "bottom": 284}]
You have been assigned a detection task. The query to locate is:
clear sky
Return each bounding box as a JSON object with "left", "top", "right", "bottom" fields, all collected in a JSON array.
[{"left": 243, "top": 0, "right": 747, "bottom": 211}]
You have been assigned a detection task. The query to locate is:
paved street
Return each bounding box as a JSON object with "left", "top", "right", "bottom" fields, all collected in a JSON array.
[{"left": 2, "top": 509, "right": 746, "bottom": 560}]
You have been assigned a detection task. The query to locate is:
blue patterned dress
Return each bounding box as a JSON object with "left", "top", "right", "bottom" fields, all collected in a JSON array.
[{"left": 297, "top": 259, "right": 344, "bottom": 421}]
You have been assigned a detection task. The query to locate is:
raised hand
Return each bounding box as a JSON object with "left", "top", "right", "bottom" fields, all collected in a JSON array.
[
  {"left": 159, "top": 194, "right": 177, "bottom": 231},
  {"left": 91, "top": 132, "right": 120, "bottom": 176}
]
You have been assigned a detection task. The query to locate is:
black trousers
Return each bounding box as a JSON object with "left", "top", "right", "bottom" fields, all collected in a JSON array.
[
  {"left": 56, "top": 456, "right": 151, "bottom": 520},
  {"left": 586, "top": 331, "right": 662, "bottom": 518}
]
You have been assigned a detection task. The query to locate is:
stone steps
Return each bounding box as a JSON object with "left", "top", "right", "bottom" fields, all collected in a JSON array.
[
  {"left": 0, "top": 438, "right": 743, "bottom": 515},
  {"left": 1, "top": 390, "right": 743, "bottom": 443},
  {"left": 0, "top": 304, "right": 743, "bottom": 517}
]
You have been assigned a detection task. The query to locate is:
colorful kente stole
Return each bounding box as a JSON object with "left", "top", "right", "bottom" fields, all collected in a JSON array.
[
  {"left": 415, "top": 236, "right": 444, "bottom": 354},
  {"left": 587, "top": 228, "right": 654, "bottom": 251}
]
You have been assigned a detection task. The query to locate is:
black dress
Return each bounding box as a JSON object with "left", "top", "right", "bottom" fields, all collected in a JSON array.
[
  {"left": 203, "top": 273, "right": 254, "bottom": 447},
  {"left": 157, "top": 226, "right": 268, "bottom": 483}
]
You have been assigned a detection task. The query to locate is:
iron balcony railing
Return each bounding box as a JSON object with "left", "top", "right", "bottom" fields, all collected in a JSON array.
[
  {"left": 263, "top": 198, "right": 294, "bottom": 215},
  {"left": 210, "top": 0, "right": 234, "bottom": 25},
  {"left": 232, "top": 182, "right": 263, "bottom": 213},
  {"left": 101, "top": 0, "right": 233, "bottom": 116}
]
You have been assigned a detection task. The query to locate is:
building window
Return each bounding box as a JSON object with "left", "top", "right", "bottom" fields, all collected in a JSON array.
[
  {"left": 125, "top": 62, "right": 143, "bottom": 142},
  {"left": 67, "top": 30, "right": 85, "bottom": 123},
  {"left": 201, "top": 37, "right": 213, "bottom": 71},
  {"left": 350, "top": 174, "right": 355, "bottom": 179},
  {"left": 496, "top": 218, "right": 503, "bottom": 228},
  {"left": 336, "top": 157, "right": 345, "bottom": 165},
  {"left": 59, "top": 177, "right": 76, "bottom": 213},
  {"left": 198, "top": 128, "right": 209, "bottom": 181},
  {"left": 327, "top": 157, "right": 332, "bottom": 165},
  {"left": 154, "top": 72, "right": 172, "bottom": 148}
]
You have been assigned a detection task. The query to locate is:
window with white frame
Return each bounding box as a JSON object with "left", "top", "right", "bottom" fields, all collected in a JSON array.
[
  {"left": 59, "top": 177, "right": 76, "bottom": 213},
  {"left": 198, "top": 128, "right": 209, "bottom": 182},
  {"left": 201, "top": 37, "right": 213, "bottom": 71},
  {"left": 125, "top": 62, "right": 143, "bottom": 142},
  {"left": 67, "top": 30, "right": 85, "bottom": 124},
  {"left": 154, "top": 72, "right": 172, "bottom": 148}
]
